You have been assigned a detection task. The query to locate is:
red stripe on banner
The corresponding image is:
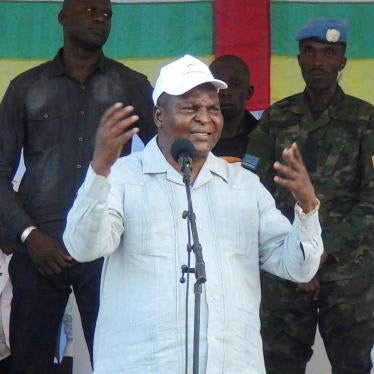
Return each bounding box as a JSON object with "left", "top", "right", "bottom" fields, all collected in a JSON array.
[{"left": 214, "top": 0, "right": 270, "bottom": 110}]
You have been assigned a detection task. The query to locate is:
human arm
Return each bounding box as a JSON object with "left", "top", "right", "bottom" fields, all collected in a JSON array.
[
  {"left": 259, "top": 142, "right": 322, "bottom": 281},
  {"left": 63, "top": 165, "right": 125, "bottom": 262},
  {"left": 0, "top": 223, "right": 14, "bottom": 255},
  {"left": 296, "top": 252, "right": 329, "bottom": 300},
  {"left": 63, "top": 103, "right": 138, "bottom": 261},
  {"left": 273, "top": 142, "right": 318, "bottom": 213},
  {"left": 0, "top": 83, "right": 34, "bottom": 243},
  {"left": 258, "top": 183, "right": 323, "bottom": 283},
  {"left": 91, "top": 103, "right": 139, "bottom": 176},
  {"left": 0, "top": 83, "right": 73, "bottom": 275},
  {"left": 24, "top": 230, "right": 72, "bottom": 276}
]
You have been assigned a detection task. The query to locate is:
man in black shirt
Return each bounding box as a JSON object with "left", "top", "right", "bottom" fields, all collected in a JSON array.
[
  {"left": 210, "top": 55, "right": 258, "bottom": 162},
  {"left": 0, "top": 0, "right": 156, "bottom": 372}
]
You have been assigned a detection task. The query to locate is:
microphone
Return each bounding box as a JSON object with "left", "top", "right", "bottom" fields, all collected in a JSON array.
[{"left": 171, "top": 138, "right": 196, "bottom": 179}]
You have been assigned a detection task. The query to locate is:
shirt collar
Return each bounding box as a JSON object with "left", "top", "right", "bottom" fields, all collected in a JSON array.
[
  {"left": 142, "top": 137, "right": 230, "bottom": 187},
  {"left": 243, "top": 110, "right": 259, "bottom": 135},
  {"left": 301, "top": 85, "right": 346, "bottom": 112},
  {"left": 49, "top": 48, "right": 108, "bottom": 77}
]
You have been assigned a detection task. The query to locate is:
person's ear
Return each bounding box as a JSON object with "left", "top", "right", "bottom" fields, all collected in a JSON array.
[
  {"left": 58, "top": 10, "right": 66, "bottom": 26},
  {"left": 297, "top": 54, "right": 302, "bottom": 67},
  {"left": 246, "top": 84, "right": 254, "bottom": 100},
  {"left": 339, "top": 57, "right": 347, "bottom": 71},
  {"left": 153, "top": 106, "right": 163, "bottom": 129}
]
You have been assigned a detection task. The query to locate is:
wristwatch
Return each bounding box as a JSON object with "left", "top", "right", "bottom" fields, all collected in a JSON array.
[{"left": 20, "top": 225, "right": 38, "bottom": 242}]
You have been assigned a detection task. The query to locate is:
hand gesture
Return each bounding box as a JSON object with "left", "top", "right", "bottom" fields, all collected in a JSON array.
[
  {"left": 25, "top": 229, "right": 72, "bottom": 277},
  {"left": 273, "top": 143, "right": 317, "bottom": 213},
  {"left": 91, "top": 103, "right": 140, "bottom": 176},
  {"left": 296, "top": 275, "right": 320, "bottom": 301}
]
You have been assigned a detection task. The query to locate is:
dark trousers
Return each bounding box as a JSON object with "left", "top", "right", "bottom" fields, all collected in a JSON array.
[
  {"left": 8, "top": 252, "right": 102, "bottom": 374},
  {"left": 260, "top": 271, "right": 374, "bottom": 374},
  {"left": 0, "top": 356, "right": 12, "bottom": 374}
]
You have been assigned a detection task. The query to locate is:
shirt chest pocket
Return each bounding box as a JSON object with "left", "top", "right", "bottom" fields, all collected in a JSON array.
[
  {"left": 123, "top": 183, "right": 175, "bottom": 258},
  {"left": 27, "top": 107, "right": 63, "bottom": 149},
  {"left": 214, "top": 189, "right": 258, "bottom": 257}
]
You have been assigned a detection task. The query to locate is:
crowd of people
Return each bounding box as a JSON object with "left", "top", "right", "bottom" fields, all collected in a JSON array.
[{"left": 0, "top": 0, "right": 372, "bottom": 373}]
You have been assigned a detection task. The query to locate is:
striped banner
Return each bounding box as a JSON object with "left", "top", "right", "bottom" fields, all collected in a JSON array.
[
  {"left": 0, "top": 1, "right": 214, "bottom": 102},
  {"left": 0, "top": 1, "right": 373, "bottom": 111},
  {"left": 21, "top": 0, "right": 207, "bottom": 2},
  {"left": 274, "top": 0, "right": 374, "bottom": 2}
]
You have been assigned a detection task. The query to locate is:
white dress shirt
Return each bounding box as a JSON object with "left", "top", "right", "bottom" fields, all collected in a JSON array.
[{"left": 64, "top": 137, "right": 323, "bottom": 374}]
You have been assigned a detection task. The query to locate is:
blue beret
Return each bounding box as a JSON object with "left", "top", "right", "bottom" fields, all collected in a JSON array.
[{"left": 296, "top": 18, "right": 348, "bottom": 43}]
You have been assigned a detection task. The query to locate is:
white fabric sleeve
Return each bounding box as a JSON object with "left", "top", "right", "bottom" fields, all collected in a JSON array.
[
  {"left": 63, "top": 165, "right": 124, "bottom": 262},
  {"left": 258, "top": 184, "right": 323, "bottom": 283}
]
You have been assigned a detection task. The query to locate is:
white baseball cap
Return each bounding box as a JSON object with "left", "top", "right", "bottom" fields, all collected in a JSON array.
[{"left": 152, "top": 54, "right": 228, "bottom": 105}]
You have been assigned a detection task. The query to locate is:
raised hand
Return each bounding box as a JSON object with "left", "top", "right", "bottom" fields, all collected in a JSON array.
[
  {"left": 273, "top": 143, "right": 317, "bottom": 213},
  {"left": 91, "top": 103, "right": 140, "bottom": 176}
]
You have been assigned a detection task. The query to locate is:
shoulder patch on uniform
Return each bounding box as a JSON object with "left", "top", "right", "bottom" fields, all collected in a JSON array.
[
  {"left": 242, "top": 153, "right": 260, "bottom": 173},
  {"left": 372, "top": 155, "right": 374, "bottom": 169}
]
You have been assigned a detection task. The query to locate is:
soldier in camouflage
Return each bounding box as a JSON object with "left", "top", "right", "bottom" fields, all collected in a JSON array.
[{"left": 246, "top": 18, "right": 374, "bottom": 373}]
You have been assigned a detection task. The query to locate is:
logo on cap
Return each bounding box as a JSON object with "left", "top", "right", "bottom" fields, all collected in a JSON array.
[
  {"left": 326, "top": 29, "right": 340, "bottom": 43},
  {"left": 183, "top": 62, "right": 205, "bottom": 76}
]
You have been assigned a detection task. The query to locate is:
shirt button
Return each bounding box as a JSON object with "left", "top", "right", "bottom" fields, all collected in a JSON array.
[
  {"left": 79, "top": 110, "right": 85, "bottom": 116},
  {"left": 78, "top": 137, "right": 84, "bottom": 142},
  {"left": 210, "top": 336, "right": 217, "bottom": 343},
  {"left": 77, "top": 163, "right": 82, "bottom": 169},
  {"left": 43, "top": 113, "right": 49, "bottom": 119},
  {"left": 198, "top": 224, "right": 203, "bottom": 230},
  {"left": 81, "top": 85, "right": 86, "bottom": 90}
]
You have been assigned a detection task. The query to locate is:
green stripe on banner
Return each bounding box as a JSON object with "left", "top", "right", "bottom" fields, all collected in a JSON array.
[
  {"left": 0, "top": 2, "right": 213, "bottom": 59},
  {"left": 20, "top": 0, "right": 208, "bottom": 2},
  {"left": 271, "top": 2, "right": 374, "bottom": 58}
]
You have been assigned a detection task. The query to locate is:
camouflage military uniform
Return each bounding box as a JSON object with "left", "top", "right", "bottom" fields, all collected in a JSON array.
[{"left": 246, "top": 86, "right": 374, "bottom": 374}]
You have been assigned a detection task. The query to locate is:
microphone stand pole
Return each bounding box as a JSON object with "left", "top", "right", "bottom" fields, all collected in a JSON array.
[{"left": 182, "top": 167, "right": 207, "bottom": 374}]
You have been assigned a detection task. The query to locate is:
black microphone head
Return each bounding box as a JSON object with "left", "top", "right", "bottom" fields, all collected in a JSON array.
[{"left": 170, "top": 138, "right": 196, "bottom": 163}]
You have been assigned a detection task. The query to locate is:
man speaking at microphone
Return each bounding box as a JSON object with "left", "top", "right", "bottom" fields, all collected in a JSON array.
[{"left": 63, "top": 55, "right": 323, "bottom": 373}]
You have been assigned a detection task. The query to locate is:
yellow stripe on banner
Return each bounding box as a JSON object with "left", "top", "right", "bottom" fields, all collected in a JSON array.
[
  {"left": 0, "top": 56, "right": 214, "bottom": 100},
  {"left": 271, "top": 56, "right": 374, "bottom": 105},
  {"left": 118, "top": 56, "right": 214, "bottom": 86},
  {"left": 0, "top": 59, "right": 45, "bottom": 99}
]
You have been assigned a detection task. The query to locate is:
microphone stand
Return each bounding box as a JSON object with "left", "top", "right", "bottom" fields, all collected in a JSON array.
[{"left": 180, "top": 160, "right": 207, "bottom": 374}]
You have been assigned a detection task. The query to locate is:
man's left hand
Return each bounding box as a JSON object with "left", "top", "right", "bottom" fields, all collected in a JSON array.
[
  {"left": 273, "top": 143, "right": 317, "bottom": 213},
  {"left": 296, "top": 275, "right": 320, "bottom": 301}
]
